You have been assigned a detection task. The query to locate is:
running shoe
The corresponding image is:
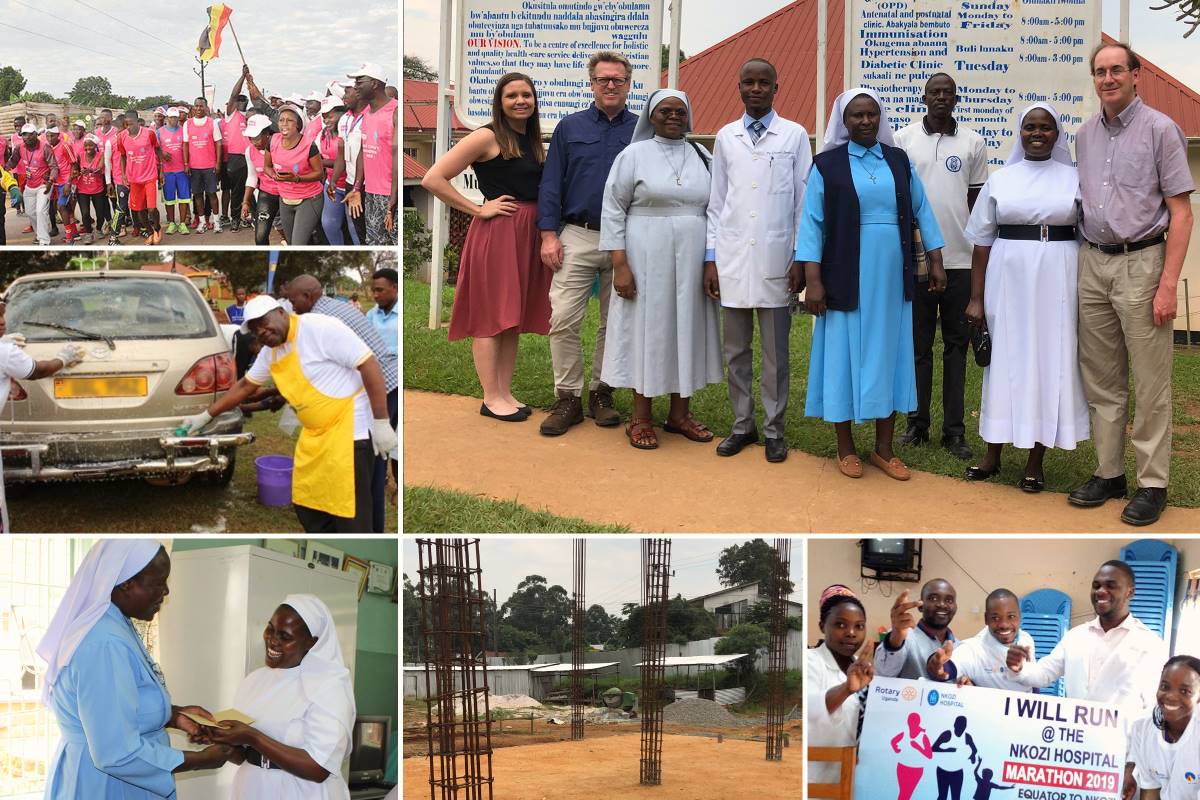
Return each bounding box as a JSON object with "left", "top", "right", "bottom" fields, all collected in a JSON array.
[
  {"left": 21, "top": 225, "right": 33, "bottom": 233},
  {"left": 164, "top": 222, "right": 176, "bottom": 235},
  {"left": 177, "top": 224, "right": 189, "bottom": 236},
  {"left": 195, "top": 220, "right": 208, "bottom": 234}
]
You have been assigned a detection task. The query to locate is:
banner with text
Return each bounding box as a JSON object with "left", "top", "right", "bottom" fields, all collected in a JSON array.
[
  {"left": 848, "top": 0, "right": 1100, "bottom": 166},
  {"left": 456, "top": 0, "right": 663, "bottom": 130},
  {"left": 854, "top": 677, "right": 1126, "bottom": 800}
]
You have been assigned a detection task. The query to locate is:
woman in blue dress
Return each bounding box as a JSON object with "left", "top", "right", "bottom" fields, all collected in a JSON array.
[
  {"left": 36, "top": 539, "right": 236, "bottom": 799},
  {"left": 795, "top": 88, "right": 947, "bottom": 480}
]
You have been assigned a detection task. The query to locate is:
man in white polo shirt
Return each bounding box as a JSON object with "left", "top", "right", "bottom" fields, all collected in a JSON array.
[
  {"left": 895, "top": 73, "right": 989, "bottom": 461},
  {"left": 179, "top": 295, "right": 397, "bottom": 532}
]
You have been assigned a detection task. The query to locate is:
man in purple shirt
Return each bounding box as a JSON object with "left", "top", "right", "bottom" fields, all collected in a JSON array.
[
  {"left": 1070, "top": 41, "right": 1194, "bottom": 526},
  {"left": 536, "top": 51, "right": 638, "bottom": 437}
]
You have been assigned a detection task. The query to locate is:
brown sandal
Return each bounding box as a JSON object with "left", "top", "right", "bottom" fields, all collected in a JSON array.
[
  {"left": 626, "top": 417, "right": 658, "bottom": 449},
  {"left": 663, "top": 412, "right": 714, "bottom": 442}
]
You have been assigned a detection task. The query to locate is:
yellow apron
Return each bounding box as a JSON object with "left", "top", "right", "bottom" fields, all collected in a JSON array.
[{"left": 269, "top": 315, "right": 360, "bottom": 518}]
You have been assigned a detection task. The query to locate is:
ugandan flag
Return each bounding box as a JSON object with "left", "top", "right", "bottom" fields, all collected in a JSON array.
[{"left": 197, "top": 4, "right": 233, "bottom": 62}]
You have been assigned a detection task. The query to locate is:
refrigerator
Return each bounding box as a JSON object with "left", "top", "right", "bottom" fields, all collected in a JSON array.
[{"left": 158, "top": 545, "right": 360, "bottom": 799}]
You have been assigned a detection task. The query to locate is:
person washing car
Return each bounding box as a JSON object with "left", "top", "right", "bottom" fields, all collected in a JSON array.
[
  {"left": 0, "top": 303, "right": 85, "bottom": 532},
  {"left": 179, "top": 295, "right": 397, "bottom": 532}
]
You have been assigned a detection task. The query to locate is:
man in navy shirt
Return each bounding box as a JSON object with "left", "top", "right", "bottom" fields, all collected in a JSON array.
[{"left": 537, "top": 51, "right": 638, "bottom": 436}]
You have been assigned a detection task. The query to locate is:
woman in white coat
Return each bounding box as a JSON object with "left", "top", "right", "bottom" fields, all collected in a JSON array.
[
  {"left": 202, "top": 594, "right": 355, "bottom": 800},
  {"left": 807, "top": 585, "right": 876, "bottom": 785}
]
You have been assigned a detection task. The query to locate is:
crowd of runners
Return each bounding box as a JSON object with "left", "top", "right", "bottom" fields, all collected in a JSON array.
[{"left": 1, "top": 62, "right": 398, "bottom": 247}]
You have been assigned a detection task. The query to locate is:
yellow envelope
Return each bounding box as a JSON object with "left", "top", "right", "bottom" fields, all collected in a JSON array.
[{"left": 182, "top": 709, "right": 255, "bottom": 728}]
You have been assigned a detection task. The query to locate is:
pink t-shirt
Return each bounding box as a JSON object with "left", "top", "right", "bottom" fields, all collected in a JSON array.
[
  {"left": 361, "top": 98, "right": 396, "bottom": 195},
  {"left": 183, "top": 116, "right": 221, "bottom": 170},
  {"left": 116, "top": 127, "right": 159, "bottom": 185},
  {"left": 10, "top": 133, "right": 26, "bottom": 176},
  {"left": 268, "top": 133, "right": 322, "bottom": 201},
  {"left": 18, "top": 142, "right": 51, "bottom": 188},
  {"left": 224, "top": 110, "right": 249, "bottom": 159},
  {"left": 49, "top": 141, "right": 74, "bottom": 187},
  {"left": 76, "top": 150, "right": 105, "bottom": 194},
  {"left": 246, "top": 144, "right": 279, "bottom": 195},
  {"left": 304, "top": 115, "right": 323, "bottom": 145},
  {"left": 157, "top": 126, "right": 185, "bottom": 173},
  {"left": 70, "top": 137, "right": 88, "bottom": 170},
  {"left": 94, "top": 126, "right": 122, "bottom": 183},
  {"left": 319, "top": 129, "right": 346, "bottom": 189}
]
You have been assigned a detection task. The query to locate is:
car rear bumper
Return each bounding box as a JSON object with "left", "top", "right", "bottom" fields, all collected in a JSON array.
[{"left": 0, "top": 413, "right": 255, "bottom": 482}]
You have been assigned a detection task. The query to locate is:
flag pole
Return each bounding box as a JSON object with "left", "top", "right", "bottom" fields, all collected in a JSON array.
[{"left": 227, "top": 18, "right": 248, "bottom": 66}]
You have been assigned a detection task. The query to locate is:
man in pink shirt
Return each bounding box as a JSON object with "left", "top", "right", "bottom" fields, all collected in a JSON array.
[
  {"left": 223, "top": 81, "right": 252, "bottom": 231},
  {"left": 157, "top": 108, "right": 191, "bottom": 236},
  {"left": 93, "top": 109, "right": 123, "bottom": 239},
  {"left": 10, "top": 116, "right": 27, "bottom": 216},
  {"left": 345, "top": 63, "right": 397, "bottom": 246},
  {"left": 114, "top": 109, "right": 164, "bottom": 245},
  {"left": 182, "top": 96, "right": 224, "bottom": 234}
]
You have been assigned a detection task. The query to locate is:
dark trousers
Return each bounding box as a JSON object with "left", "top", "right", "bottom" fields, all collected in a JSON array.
[
  {"left": 78, "top": 191, "right": 111, "bottom": 233},
  {"left": 935, "top": 767, "right": 964, "bottom": 800},
  {"left": 225, "top": 155, "right": 248, "bottom": 213},
  {"left": 371, "top": 388, "right": 399, "bottom": 532},
  {"left": 294, "top": 439, "right": 374, "bottom": 532},
  {"left": 909, "top": 269, "right": 971, "bottom": 438},
  {"left": 254, "top": 191, "right": 280, "bottom": 245}
]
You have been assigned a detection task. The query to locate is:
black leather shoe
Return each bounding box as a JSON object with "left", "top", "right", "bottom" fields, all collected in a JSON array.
[
  {"left": 716, "top": 429, "right": 758, "bottom": 457},
  {"left": 1068, "top": 475, "right": 1128, "bottom": 507},
  {"left": 480, "top": 402, "right": 528, "bottom": 422},
  {"left": 1121, "top": 487, "right": 1167, "bottom": 526},
  {"left": 941, "top": 435, "right": 973, "bottom": 460},
  {"left": 965, "top": 463, "right": 1000, "bottom": 481},
  {"left": 899, "top": 427, "right": 929, "bottom": 446},
  {"left": 765, "top": 437, "right": 787, "bottom": 463}
]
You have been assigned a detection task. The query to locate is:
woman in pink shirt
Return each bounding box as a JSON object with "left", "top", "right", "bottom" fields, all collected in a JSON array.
[
  {"left": 241, "top": 114, "right": 280, "bottom": 246},
  {"left": 318, "top": 99, "right": 348, "bottom": 245},
  {"left": 75, "top": 135, "right": 109, "bottom": 245},
  {"left": 46, "top": 127, "right": 78, "bottom": 244},
  {"left": 263, "top": 105, "right": 323, "bottom": 245}
]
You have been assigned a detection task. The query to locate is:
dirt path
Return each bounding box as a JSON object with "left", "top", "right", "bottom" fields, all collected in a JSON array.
[
  {"left": 404, "top": 390, "right": 1200, "bottom": 532},
  {"left": 403, "top": 733, "right": 802, "bottom": 799}
]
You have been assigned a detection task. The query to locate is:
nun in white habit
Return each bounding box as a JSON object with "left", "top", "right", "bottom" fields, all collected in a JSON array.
[
  {"left": 599, "top": 87, "right": 723, "bottom": 450},
  {"left": 963, "top": 102, "right": 1090, "bottom": 492},
  {"left": 203, "top": 594, "right": 355, "bottom": 800},
  {"left": 36, "top": 539, "right": 231, "bottom": 799}
]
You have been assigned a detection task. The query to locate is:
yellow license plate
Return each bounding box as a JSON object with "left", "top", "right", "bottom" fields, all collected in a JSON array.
[{"left": 54, "top": 376, "right": 148, "bottom": 398}]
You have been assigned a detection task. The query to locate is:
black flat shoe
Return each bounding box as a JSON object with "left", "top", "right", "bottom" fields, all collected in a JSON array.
[
  {"left": 899, "top": 427, "right": 929, "bottom": 446},
  {"left": 1019, "top": 475, "right": 1045, "bottom": 493},
  {"left": 965, "top": 464, "right": 1000, "bottom": 481},
  {"left": 765, "top": 437, "right": 788, "bottom": 463},
  {"left": 480, "top": 402, "right": 528, "bottom": 422}
]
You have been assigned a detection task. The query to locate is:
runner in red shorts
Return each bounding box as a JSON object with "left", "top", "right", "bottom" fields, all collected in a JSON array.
[{"left": 114, "top": 109, "right": 164, "bottom": 245}]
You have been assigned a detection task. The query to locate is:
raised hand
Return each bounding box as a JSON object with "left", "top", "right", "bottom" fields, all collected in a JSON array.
[
  {"left": 927, "top": 639, "right": 954, "bottom": 680},
  {"left": 1006, "top": 644, "right": 1032, "bottom": 673},
  {"left": 887, "top": 590, "right": 922, "bottom": 647},
  {"left": 846, "top": 640, "right": 876, "bottom": 692}
]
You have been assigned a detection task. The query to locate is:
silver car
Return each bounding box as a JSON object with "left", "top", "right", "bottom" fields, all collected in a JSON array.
[{"left": 0, "top": 270, "right": 253, "bottom": 484}]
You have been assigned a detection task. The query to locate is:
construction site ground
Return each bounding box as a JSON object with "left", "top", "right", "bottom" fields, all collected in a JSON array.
[{"left": 403, "top": 727, "right": 803, "bottom": 799}]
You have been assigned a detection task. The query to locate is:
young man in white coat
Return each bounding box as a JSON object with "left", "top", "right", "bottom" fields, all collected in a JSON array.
[{"left": 703, "top": 59, "right": 811, "bottom": 462}]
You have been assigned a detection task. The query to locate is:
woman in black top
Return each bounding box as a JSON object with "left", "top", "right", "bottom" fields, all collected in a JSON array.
[{"left": 423, "top": 72, "right": 552, "bottom": 422}]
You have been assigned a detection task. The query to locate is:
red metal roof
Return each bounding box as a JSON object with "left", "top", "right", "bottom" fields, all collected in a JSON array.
[
  {"left": 673, "top": 0, "right": 1200, "bottom": 137},
  {"left": 403, "top": 153, "right": 428, "bottom": 180},
  {"left": 403, "top": 79, "right": 469, "bottom": 133}
]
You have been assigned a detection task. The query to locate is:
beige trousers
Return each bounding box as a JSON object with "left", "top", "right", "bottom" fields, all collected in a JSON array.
[
  {"left": 548, "top": 224, "right": 613, "bottom": 397},
  {"left": 1077, "top": 242, "right": 1173, "bottom": 488}
]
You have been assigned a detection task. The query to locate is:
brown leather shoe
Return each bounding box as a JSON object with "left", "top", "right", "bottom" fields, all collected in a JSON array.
[
  {"left": 587, "top": 384, "right": 621, "bottom": 427},
  {"left": 539, "top": 394, "right": 584, "bottom": 436},
  {"left": 870, "top": 451, "right": 911, "bottom": 481}
]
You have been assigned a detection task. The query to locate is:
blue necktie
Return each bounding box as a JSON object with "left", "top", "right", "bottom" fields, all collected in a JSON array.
[{"left": 750, "top": 120, "right": 765, "bottom": 144}]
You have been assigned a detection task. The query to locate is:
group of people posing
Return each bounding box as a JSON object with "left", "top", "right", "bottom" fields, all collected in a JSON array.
[
  {"left": 808, "top": 566, "right": 1196, "bottom": 799},
  {"left": 2, "top": 62, "right": 398, "bottom": 247},
  {"left": 424, "top": 42, "right": 1193, "bottom": 527}
]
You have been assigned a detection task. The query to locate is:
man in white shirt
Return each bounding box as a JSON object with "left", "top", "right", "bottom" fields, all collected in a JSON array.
[
  {"left": 1006, "top": 560, "right": 1166, "bottom": 734},
  {"left": 875, "top": 579, "right": 958, "bottom": 680},
  {"left": 927, "top": 588, "right": 1037, "bottom": 692},
  {"left": 895, "top": 73, "right": 989, "bottom": 460},
  {"left": 703, "top": 58, "right": 811, "bottom": 463}
]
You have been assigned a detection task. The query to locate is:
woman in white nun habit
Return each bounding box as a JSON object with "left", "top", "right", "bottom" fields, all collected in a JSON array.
[
  {"left": 37, "top": 540, "right": 234, "bottom": 799},
  {"left": 963, "top": 103, "right": 1089, "bottom": 492},
  {"left": 202, "top": 594, "right": 356, "bottom": 800},
  {"left": 599, "top": 87, "right": 723, "bottom": 450}
]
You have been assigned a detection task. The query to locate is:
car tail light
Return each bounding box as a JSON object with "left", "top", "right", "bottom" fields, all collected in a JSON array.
[
  {"left": 9, "top": 381, "right": 26, "bottom": 401},
  {"left": 176, "top": 353, "right": 237, "bottom": 395}
]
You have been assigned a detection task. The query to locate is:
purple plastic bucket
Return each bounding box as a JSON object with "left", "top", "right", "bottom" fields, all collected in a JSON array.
[{"left": 255, "top": 455, "right": 294, "bottom": 507}]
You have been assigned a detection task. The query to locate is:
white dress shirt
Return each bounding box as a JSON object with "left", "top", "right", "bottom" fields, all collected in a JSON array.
[
  {"left": 944, "top": 626, "right": 1038, "bottom": 692},
  {"left": 806, "top": 644, "right": 861, "bottom": 785}
]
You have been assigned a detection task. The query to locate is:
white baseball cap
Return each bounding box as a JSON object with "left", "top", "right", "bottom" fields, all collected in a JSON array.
[
  {"left": 173, "top": 106, "right": 189, "bottom": 116},
  {"left": 243, "top": 114, "right": 273, "bottom": 138},
  {"left": 347, "top": 63, "right": 387, "bottom": 83},
  {"left": 20, "top": 123, "right": 36, "bottom": 134},
  {"left": 45, "top": 126, "right": 60, "bottom": 134},
  {"left": 166, "top": 107, "right": 180, "bottom": 118},
  {"left": 326, "top": 80, "right": 347, "bottom": 101},
  {"left": 305, "top": 90, "right": 325, "bottom": 102},
  {"left": 319, "top": 96, "right": 345, "bottom": 115},
  {"left": 239, "top": 295, "right": 284, "bottom": 334},
  {"left": 72, "top": 119, "right": 86, "bottom": 128}
]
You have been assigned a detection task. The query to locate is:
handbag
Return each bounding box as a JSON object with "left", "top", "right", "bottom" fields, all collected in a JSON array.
[{"left": 971, "top": 325, "right": 992, "bottom": 367}]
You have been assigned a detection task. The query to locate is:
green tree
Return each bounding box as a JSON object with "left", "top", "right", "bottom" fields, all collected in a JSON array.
[
  {"left": 745, "top": 599, "right": 804, "bottom": 631},
  {"left": 137, "top": 95, "right": 176, "bottom": 109},
  {"left": 714, "top": 623, "right": 770, "bottom": 684},
  {"left": 619, "top": 595, "right": 718, "bottom": 648},
  {"left": 184, "top": 250, "right": 373, "bottom": 293},
  {"left": 716, "top": 539, "right": 795, "bottom": 595},
  {"left": 500, "top": 575, "right": 572, "bottom": 653},
  {"left": 0, "top": 66, "right": 27, "bottom": 102},
  {"left": 0, "top": 252, "right": 77, "bottom": 284},
  {"left": 69, "top": 76, "right": 119, "bottom": 106},
  {"left": 584, "top": 604, "right": 619, "bottom": 645},
  {"left": 660, "top": 44, "right": 687, "bottom": 71},
  {"left": 404, "top": 55, "right": 438, "bottom": 82},
  {"left": 401, "top": 573, "right": 422, "bottom": 662},
  {"left": 15, "top": 91, "right": 58, "bottom": 103}
]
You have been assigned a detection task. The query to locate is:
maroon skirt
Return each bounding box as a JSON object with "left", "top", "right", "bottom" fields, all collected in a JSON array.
[{"left": 448, "top": 201, "right": 552, "bottom": 341}]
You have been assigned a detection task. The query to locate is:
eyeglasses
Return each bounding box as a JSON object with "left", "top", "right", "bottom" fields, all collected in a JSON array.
[
  {"left": 592, "top": 77, "right": 628, "bottom": 87},
  {"left": 655, "top": 108, "right": 688, "bottom": 118},
  {"left": 1092, "top": 66, "right": 1131, "bottom": 78}
]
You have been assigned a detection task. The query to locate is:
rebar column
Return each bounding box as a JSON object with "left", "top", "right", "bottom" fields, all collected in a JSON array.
[
  {"left": 764, "top": 538, "right": 792, "bottom": 761},
  {"left": 639, "top": 537, "right": 672, "bottom": 785},
  {"left": 417, "top": 538, "right": 495, "bottom": 799},
  {"left": 571, "top": 538, "right": 586, "bottom": 740}
]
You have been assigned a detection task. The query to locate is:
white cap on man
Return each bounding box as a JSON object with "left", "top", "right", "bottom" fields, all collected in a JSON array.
[
  {"left": 243, "top": 114, "right": 273, "bottom": 138},
  {"left": 20, "top": 123, "right": 36, "bottom": 134},
  {"left": 239, "top": 295, "right": 283, "bottom": 334},
  {"left": 347, "top": 63, "right": 387, "bottom": 83}
]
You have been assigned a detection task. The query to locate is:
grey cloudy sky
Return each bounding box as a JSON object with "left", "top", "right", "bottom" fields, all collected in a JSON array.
[
  {"left": 3, "top": 1, "right": 397, "bottom": 101},
  {"left": 401, "top": 537, "right": 803, "bottom": 616},
  {"left": 404, "top": 0, "right": 1200, "bottom": 102}
]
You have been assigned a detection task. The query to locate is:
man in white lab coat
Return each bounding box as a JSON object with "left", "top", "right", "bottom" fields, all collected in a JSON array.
[{"left": 704, "top": 59, "right": 811, "bottom": 462}]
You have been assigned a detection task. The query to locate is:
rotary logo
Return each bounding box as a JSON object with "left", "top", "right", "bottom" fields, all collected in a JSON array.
[{"left": 901, "top": 686, "right": 918, "bottom": 702}]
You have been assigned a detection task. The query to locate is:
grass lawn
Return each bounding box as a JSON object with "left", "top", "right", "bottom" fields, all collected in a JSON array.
[
  {"left": 404, "top": 278, "right": 1200, "bottom": 508},
  {"left": 10, "top": 410, "right": 399, "bottom": 533},
  {"left": 404, "top": 485, "right": 630, "bottom": 532}
]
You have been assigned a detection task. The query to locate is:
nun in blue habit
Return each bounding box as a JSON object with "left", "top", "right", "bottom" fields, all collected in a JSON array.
[{"left": 36, "top": 539, "right": 236, "bottom": 799}]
